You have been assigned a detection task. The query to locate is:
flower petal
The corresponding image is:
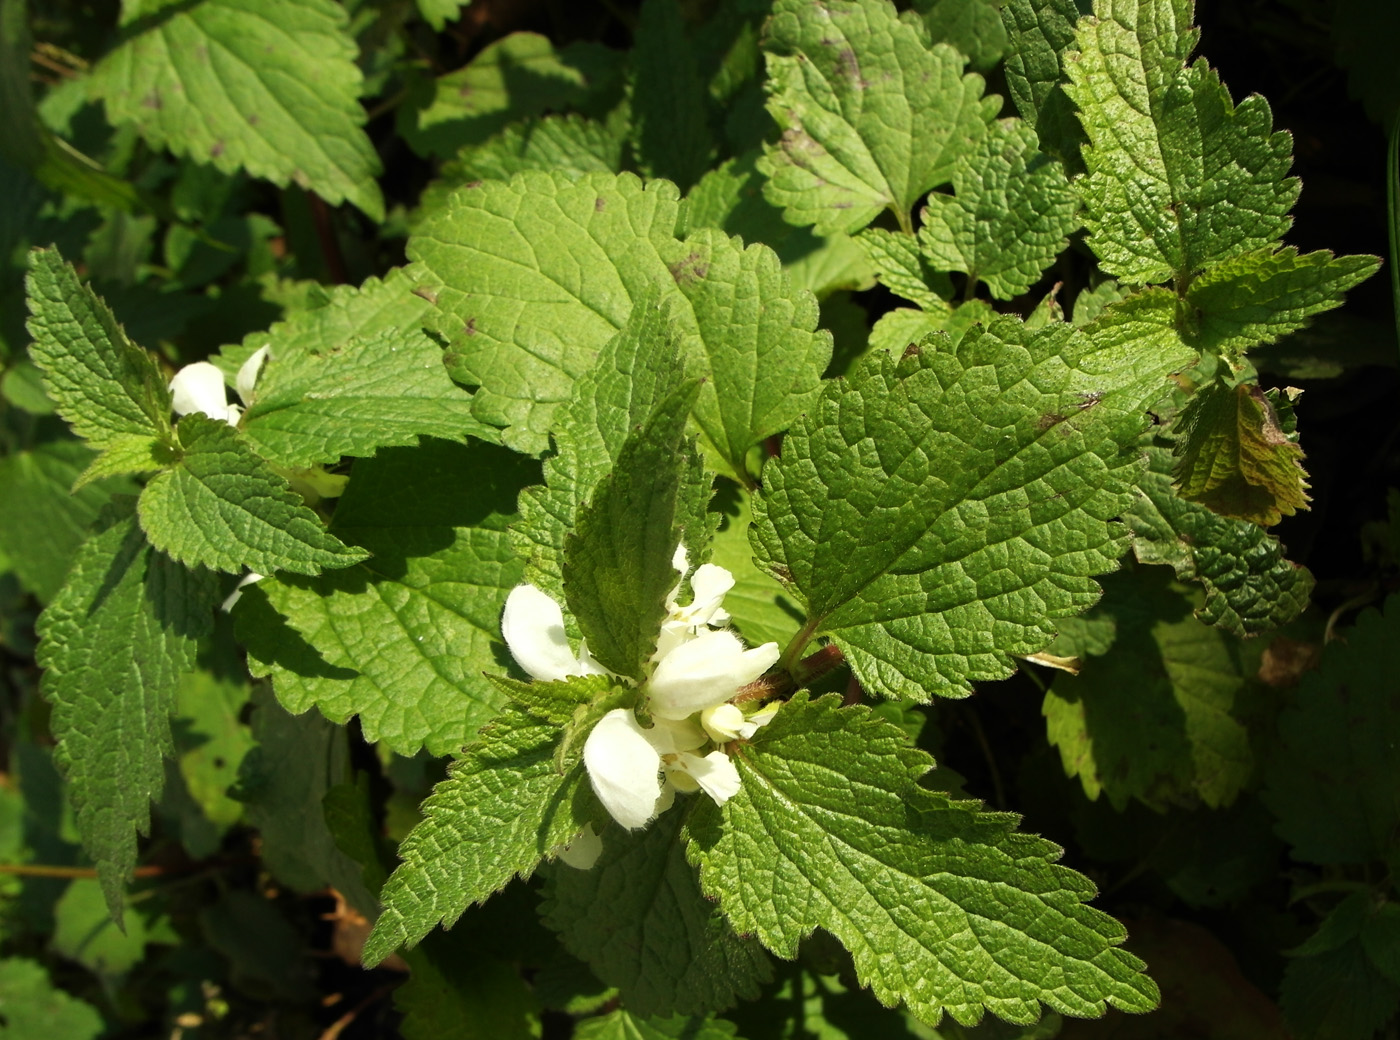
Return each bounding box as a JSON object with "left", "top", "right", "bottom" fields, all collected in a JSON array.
[
  {"left": 169, "top": 362, "right": 232, "bottom": 421},
  {"left": 236, "top": 344, "right": 272, "bottom": 406},
  {"left": 501, "top": 584, "right": 591, "bottom": 681},
  {"left": 686, "top": 563, "right": 735, "bottom": 623},
  {"left": 739, "top": 702, "right": 781, "bottom": 739},
  {"left": 672, "top": 750, "right": 742, "bottom": 805},
  {"left": 648, "top": 629, "right": 781, "bottom": 720},
  {"left": 220, "top": 571, "right": 265, "bottom": 613},
  {"left": 557, "top": 823, "right": 603, "bottom": 870},
  {"left": 701, "top": 702, "right": 746, "bottom": 742},
  {"left": 583, "top": 709, "right": 664, "bottom": 830}
]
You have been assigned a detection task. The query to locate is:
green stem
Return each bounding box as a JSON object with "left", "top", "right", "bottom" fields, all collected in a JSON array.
[
  {"left": 778, "top": 615, "right": 822, "bottom": 676},
  {"left": 1389, "top": 109, "right": 1400, "bottom": 364}
]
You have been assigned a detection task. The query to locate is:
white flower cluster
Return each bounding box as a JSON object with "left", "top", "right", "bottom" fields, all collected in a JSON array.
[{"left": 502, "top": 547, "right": 781, "bottom": 867}]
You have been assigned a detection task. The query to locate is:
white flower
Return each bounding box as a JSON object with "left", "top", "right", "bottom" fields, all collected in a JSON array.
[
  {"left": 556, "top": 823, "right": 603, "bottom": 870},
  {"left": 500, "top": 584, "right": 607, "bottom": 682},
  {"left": 169, "top": 345, "right": 271, "bottom": 425},
  {"left": 501, "top": 546, "right": 781, "bottom": 839},
  {"left": 220, "top": 571, "right": 265, "bottom": 612}
]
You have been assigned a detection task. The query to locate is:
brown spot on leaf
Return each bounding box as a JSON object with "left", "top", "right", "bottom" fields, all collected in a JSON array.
[
  {"left": 411, "top": 286, "right": 439, "bottom": 305},
  {"left": 594, "top": 196, "right": 606, "bottom": 212},
  {"left": 1257, "top": 637, "right": 1321, "bottom": 688},
  {"left": 464, "top": 318, "right": 477, "bottom": 336},
  {"left": 248, "top": 113, "right": 259, "bottom": 126},
  {"left": 669, "top": 252, "right": 709, "bottom": 284},
  {"left": 141, "top": 91, "right": 162, "bottom": 109},
  {"left": 211, "top": 141, "right": 225, "bottom": 159}
]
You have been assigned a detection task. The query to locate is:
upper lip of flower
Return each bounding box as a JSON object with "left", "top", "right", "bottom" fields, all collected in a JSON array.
[
  {"left": 168, "top": 345, "right": 271, "bottom": 425},
  {"left": 500, "top": 546, "right": 782, "bottom": 836}
]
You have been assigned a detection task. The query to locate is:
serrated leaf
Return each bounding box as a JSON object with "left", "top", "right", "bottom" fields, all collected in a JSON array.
[
  {"left": 663, "top": 228, "right": 833, "bottom": 482},
  {"left": 918, "top": 118, "right": 1079, "bottom": 299},
  {"left": 855, "top": 228, "right": 953, "bottom": 312},
  {"left": 237, "top": 325, "right": 492, "bottom": 469},
  {"left": 89, "top": 0, "right": 384, "bottom": 219},
  {"left": 574, "top": 1010, "right": 743, "bottom": 1040},
  {"left": 1000, "top": 0, "right": 1085, "bottom": 167},
  {"left": 415, "top": 0, "right": 466, "bottom": 32},
  {"left": 364, "top": 706, "right": 605, "bottom": 967},
  {"left": 921, "top": 0, "right": 1007, "bottom": 73},
  {"left": 709, "top": 483, "right": 805, "bottom": 650},
  {"left": 1124, "top": 442, "right": 1313, "bottom": 636},
  {"left": 415, "top": 113, "right": 626, "bottom": 229},
  {"left": 752, "top": 316, "right": 1158, "bottom": 700},
  {"left": 235, "top": 687, "right": 375, "bottom": 914},
  {"left": 400, "top": 32, "right": 622, "bottom": 159},
  {"left": 759, "top": 0, "right": 998, "bottom": 235},
  {"left": 1280, "top": 937, "right": 1400, "bottom": 1040},
  {"left": 514, "top": 291, "right": 691, "bottom": 604},
  {"left": 236, "top": 438, "right": 536, "bottom": 757},
  {"left": 489, "top": 673, "right": 613, "bottom": 727},
  {"left": 1043, "top": 568, "right": 1259, "bottom": 811},
  {"left": 35, "top": 501, "right": 218, "bottom": 915},
  {"left": 631, "top": 0, "right": 716, "bottom": 192},
  {"left": 24, "top": 248, "right": 172, "bottom": 452},
  {"left": 564, "top": 379, "right": 708, "bottom": 679},
  {"left": 395, "top": 926, "right": 540, "bottom": 1040},
  {"left": 1173, "top": 381, "right": 1308, "bottom": 527},
  {"left": 545, "top": 807, "right": 771, "bottom": 1017},
  {"left": 0, "top": 958, "right": 105, "bottom": 1040},
  {"left": 0, "top": 438, "right": 137, "bottom": 603},
  {"left": 689, "top": 693, "right": 1158, "bottom": 1026},
  {"left": 1063, "top": 0, "right": 1297, "bottom": 284},
  {"left": 412, "top": 172, "right": 685, "bottom": 453},
  {"left": 138, "top": 413, "right": 368, "bottom": 575},
  {"left": 1262, "top": 595, "right": 1400, "bottom": 865},
  {"left": 1184, "top": 247, "right": 1381, "bottom": 360},
  {"left": 685, "top": 151, "right": 877, "bottom": 300}
]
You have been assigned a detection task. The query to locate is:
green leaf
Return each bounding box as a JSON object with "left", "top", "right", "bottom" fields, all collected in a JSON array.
[
  {"left": 0, "top": 958, "right": 105, "bottom": 1040},
  {"left": 921, "top": 0, "right": 1007, "bottom": 73},
  {"left": 564, "top": 379, "right": 708, "bottom": 679},
  {"left": 35, "top": 501, "right": 218, "bottom": 915},
  {"left": 664, "top": 228, "right": 833, "bottom": 482},
  {"left": 759, "top": 0, "right": 998, "bottom": 235},
  {"left": 575, "top": 1010, "right": 744, "bottom": 1040},
  {"left": 1124, "top": 441, "right": 1313, "bottom": 636},
  {"left": 1063, "top": 0, "right": 1297, "bottom": 284},
  {"left": 1173, "top": 381, "right": 1308, "bottom": 527},
  {"left": 1281, "top": 938, "right": 1400, "bottom": 1040},
  {"left": 24, "top": 248, "right": 172, "bottom": 453},
  {"left": 685, "top": 151, "right": 877, "bottom": 300},
  {"left": 412, "top": 172, "right": 684, "bottom": 454},
  {"left": 709, "top": 483, "right": 805, "bottom": 650},
  {"left": 174, "top": 636, "right": 255, "bottom": 838},
  {"left": 236, "top": 438, "right": 536, "bottom": 757},
  {"left": 51, "top": 878, "right": 177, "bottom": 985},
  {"left": 400, "top": 32, "right": 622, "bottom": 159},
  {"left": 513, "top": 292, "right": 689, "bottom": 604},
  {"left": 0, "top": 438, "right": 137, "bottom": 603},
  {"left": 396, "top": 927, "right": 541, "bottom": 1040},
  {"left": 89, "top": 0, "right": 384, "bottom": 220},
  {"left": 222, "top": 269, "right": 497, "bottom": 467},
  {"left": 544, "top": 807, "right": 771, "bottom": 1017},
  {"left": 488, "top": 673, "right": 612, "bottom": 727},
  {"left": 1262, "top": 595, "right": 1400, "bottom": 865},
  {"left": 239, "top": 325, "right": 490, "bottom": 468},
  {"left": 234, "top": 687, "right": 376, "bottom": 914},
  {"left": 416, "top": 113, "right": 626, "bottom": 228},
  {"left": 1184, "top": 246, "right": 1381, "bottom": 360},
  {"left": 138, "top": 413, "right": 368, "bottom": 575},
  {"left": 363, "top": 706, "right": 604, "bottom": 967},
  {"left": 415, "top": 0, "right": 467, "bottom": 32},
  {"left": 1000, "top": 0, "right": 1085, "bottom": 167},
  {"left": 689, "top": 693, "right": 1158, "bottom": 1026},
  {"left": 1043, "top": 568, "right": 1260, "bottom": 811},
  {"left": 0, "top": 0, "right": 141, "bottom": 212},
  {"left": 855, "top": 227, "right": 953, "bottom": 312},
  {"left": 918, "top": 118, "right": 1079, "bottom": 299},
  {"left": 631, "top": 0, "right": 716, "bottom": 192},
  {"left": 752, "top": 316, "right": 1155, "bottom": 700}
]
